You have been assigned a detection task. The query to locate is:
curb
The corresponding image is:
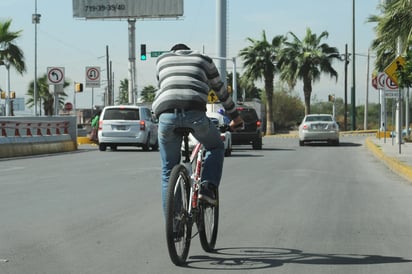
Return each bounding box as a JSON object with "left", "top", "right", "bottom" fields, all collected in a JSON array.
[
  {"left": 365, "top": 137, "right": 412, "bottom": 183},
  {"left": 77, "top": 136, "right": 96, "bottom": 145}
]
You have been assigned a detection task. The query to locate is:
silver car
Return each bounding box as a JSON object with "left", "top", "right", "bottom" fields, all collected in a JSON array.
[
  {"left": 97, "top": 105, "right": 158, "bottom": 151},
  {"left": 298, "top": 114, "right": 339, "bottom": 146}
]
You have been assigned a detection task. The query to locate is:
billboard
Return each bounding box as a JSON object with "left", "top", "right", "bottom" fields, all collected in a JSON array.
[{"left": 73, "top": 0, "right": 184, "bottom": 19}]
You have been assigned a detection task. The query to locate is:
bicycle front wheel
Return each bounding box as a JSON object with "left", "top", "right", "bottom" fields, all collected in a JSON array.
[
  {"left": 165, "top": 164, "right": 192, "bottom": 266},
  {"left": 198, "top": 188, "right": 219, "bottom": 252}
]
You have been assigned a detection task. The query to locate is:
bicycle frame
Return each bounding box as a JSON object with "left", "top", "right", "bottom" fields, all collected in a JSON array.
[{"left": 183, "top": 142, "right": 203, "bottom": 217}]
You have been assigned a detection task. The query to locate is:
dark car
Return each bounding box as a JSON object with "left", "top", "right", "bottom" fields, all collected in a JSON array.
[{"left": 231, "top": 106, "right": 262, "bottom": 150}]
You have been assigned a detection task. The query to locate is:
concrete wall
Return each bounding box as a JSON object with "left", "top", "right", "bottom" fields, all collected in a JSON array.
[{"left": 0, "top": 116, "right": 77, "bottom": 158}]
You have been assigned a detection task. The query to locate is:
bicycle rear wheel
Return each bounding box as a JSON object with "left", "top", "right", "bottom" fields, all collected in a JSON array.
[
  {"left": 198, "top": 188, "right": 219, "bottom": 252},
  {"left": 165, "top": 165, "right": 192, "bottom": 266}
]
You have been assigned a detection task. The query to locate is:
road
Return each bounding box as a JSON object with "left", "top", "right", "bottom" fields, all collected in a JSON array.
[{"left": 1, "top": 135, "right": 412, "bottom": 274}]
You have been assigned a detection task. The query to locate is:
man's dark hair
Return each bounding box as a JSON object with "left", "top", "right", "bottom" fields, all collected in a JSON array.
[{"left": 170, "top": 43, "right": 190, "bottom": 51}]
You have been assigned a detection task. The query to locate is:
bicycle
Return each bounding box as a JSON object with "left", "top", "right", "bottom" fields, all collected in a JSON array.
[{"left": 165, "top": 127, "right": 219, "bottom": 266}]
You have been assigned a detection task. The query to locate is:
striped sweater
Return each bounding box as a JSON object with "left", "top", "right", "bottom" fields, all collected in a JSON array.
[{"left": 152, "top": 49, "right": 238, "bottom": 120}]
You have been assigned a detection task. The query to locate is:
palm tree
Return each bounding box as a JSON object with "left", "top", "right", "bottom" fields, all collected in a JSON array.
[
  {"left": 0, "top": 20, "right": 25, "bottom": 73},
  {"left": 239, "top": 31, "right": 286, "bottom": 134},
  {"left": 140, "top": 85, "right": 157, "bottom": 102},
  {"left": 26, "top": 74, "right": 68, "bottom": 116},
  {"left": 368, "top": 0, "right": 412, "bottom": 70},
  {"left": 278, "top": 28, "right": 340, "bottom": 115},
  {"left": 0, "top": 19, "right": 26, "bottom": 115}
]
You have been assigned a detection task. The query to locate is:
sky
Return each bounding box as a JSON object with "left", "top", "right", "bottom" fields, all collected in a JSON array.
[{"left": 0, "top": 0, "right": 383, "bottom": 111}]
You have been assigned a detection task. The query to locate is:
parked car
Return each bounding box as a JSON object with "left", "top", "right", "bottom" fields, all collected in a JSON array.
[
  {"left": 181, "top": 112, "right": 232, "bottom": 157},
  {"left": 231, "top": 106, "right": 262, "bottom": 150},
  {"left": 97, "top": 105, "right": 158, "bottom": 151},
  {"left": 298, "top": 114, "right": 339, "bottom": 146}
]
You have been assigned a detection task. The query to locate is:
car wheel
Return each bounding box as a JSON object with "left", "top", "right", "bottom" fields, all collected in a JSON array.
[
  {"left": 224, "top": 144, "right": 232, "bottom": 157},
  {"left": 99, "top": 144, "right": 107, "bottom": 151},
  {"left": 142, "top": 134, "right": 150, "bottom": 151},
  {"left": 299, "top": 140, "right": 304, "bottom": 146},
  {"left": 252, "top": 137, "right": 262, "bottom": 150},
  {"left": 151, "top": 139, "right": 159, "bottom": 151}
]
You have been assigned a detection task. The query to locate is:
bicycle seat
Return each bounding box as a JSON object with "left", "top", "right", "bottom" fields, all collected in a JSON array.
[{"left": 174, "top": 127, "right": 194, "bottom": 136}]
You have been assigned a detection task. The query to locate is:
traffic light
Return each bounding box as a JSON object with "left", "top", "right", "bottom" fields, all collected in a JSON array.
[
  {"left": 0, "top": 91, "right": 5, "bottom": 99},
  {"left": 140, "top": 44, "right": 147, "bottom": 61},
  {"left": 75, "top": 83, "right": 83, "bottom": 92},
  {"left": 10, "top": 91, "right": 15, "bottom": 99},
  {"left": 328, "top": 94, "right": 335, "bottom": 102}
]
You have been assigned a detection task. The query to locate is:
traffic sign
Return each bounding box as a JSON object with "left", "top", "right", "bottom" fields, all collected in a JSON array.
[
  {"left": 85, "top": 66, "right": 101, "bottom": 88},
  {"left": 376, "top": 72, "right": 398, "bottom": 90},
  {"left": 64, "top": 102, "right": 73, "bottom": 111},
  {"left": 150, "top": 51, "right": 168, "bottom": 58},
  {"left": 208, "top": 90, "right": 218, "bottom": 103},
  {"left": 384, "top": 56, "right": 405, "bottom": 85},
  {"left": 384, "top": 90, "right": 399, "bottom": 98},
  {"left": 47, "top": 67, "right": 65, "bottom": 85}
]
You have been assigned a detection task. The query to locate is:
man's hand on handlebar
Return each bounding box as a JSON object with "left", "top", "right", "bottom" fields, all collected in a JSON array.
[{"left": 229, "top": 116, "right": 244, "bottom": 131}]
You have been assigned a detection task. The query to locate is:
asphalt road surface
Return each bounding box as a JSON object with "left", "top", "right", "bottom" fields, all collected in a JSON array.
[{"left": 1, "top": 135, "right": 412, "bottom": 274}]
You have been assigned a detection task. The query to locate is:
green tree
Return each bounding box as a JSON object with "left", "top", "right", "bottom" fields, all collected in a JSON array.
[
  {"left": 239, "top": 31, "right": 286, "bottom": 134},
  {"left": 0, "top": 19, "right": 25, "bottom": 74},
  {"left": 278, "top": 28, "right": 341, "bottom": 115},
  {"left": 272, "top": 84, "right": 305, "bottom": 130},
  {"left": 116, "top": 78, "right": 129, "bottom": 105},
  {"left": 26, "top": 74, "right": 68, "bottom": 116},
  {"left": 0, "top": 19, "right": 26, "bottom": 115},
  {"left": 140, "top": 85, "right": 156, "bottom": 102},
  {"left": 368, "top": 0, "right": 412, "bottom": 70}
]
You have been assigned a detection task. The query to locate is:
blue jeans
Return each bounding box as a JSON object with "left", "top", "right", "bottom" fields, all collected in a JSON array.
[{"left": 158, "top": 110, "right": 224, "bottom": 214}]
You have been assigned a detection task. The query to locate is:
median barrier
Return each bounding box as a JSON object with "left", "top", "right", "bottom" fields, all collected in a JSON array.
[{"left": 0, "top": 116, "right": 77, "bottom": 158}]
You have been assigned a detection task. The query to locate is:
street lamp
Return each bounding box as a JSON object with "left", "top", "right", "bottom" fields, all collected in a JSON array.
[
  {"left": 32, "top": 0, "right": 41, "bottom": 116},
  {"left": 339, "top": 44, "right": 351, "bottom": 131}
]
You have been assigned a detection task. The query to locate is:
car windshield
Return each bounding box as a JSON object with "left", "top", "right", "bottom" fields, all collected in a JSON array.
[
  {"left": 103, "top": 108, "right": 140, "bottom": 120},
  {"left": 305, "top": 115, "right": 333, "bottom": 122}
]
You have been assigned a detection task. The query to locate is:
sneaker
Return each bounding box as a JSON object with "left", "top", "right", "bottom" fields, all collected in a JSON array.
[{"left": 198, "top": 183, "right": 217, "bottom": 205}]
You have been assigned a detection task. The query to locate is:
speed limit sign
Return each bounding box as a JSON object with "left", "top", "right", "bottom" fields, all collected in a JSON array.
[{"left": 85, "top": 66, "right": 101, "bottom": 88}]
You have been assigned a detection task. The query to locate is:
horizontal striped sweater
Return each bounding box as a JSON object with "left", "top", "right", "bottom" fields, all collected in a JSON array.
[{"left": 152, "top": 50, "right": 238, "bottom": 120}]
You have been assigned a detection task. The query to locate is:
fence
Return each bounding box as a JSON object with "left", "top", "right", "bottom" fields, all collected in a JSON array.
[{"left": 0, "top": 116, "right": 77, "bottom": 158}]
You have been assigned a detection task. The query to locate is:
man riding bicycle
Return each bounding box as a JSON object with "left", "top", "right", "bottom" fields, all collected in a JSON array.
[{"left": 152, "top": 43, "right": 243, "bottom": 215}]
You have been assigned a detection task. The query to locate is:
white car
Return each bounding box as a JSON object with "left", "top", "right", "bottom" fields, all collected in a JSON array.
[
  {"left": 182, "top": 112, "right": 232, "bottom": 157},
  {"left": 98, "top": 105, "right": 158, "bottom": 151},
  {"left": 298, "top": 114, "right": 339, "bottom": 146}
]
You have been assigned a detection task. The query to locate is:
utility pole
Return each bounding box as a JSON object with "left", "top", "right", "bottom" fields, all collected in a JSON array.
[
  {"left": 344, "top": 44, "right": 349, "bottom": 131},
  {"left": 351, "top": 0, "right": 356, "bottom": 130},
  {"left": 216, "top": 0, "right": 227, "bottom": 86}
]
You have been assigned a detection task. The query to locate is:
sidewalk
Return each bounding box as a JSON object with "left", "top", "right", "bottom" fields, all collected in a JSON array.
[{"left": 365, "top": 136, "right": 412, "bottom": 183}]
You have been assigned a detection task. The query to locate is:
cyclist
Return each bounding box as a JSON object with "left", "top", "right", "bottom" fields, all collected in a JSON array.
[{"left": 152, "top": 43, "right": 243, "bottom": 215}]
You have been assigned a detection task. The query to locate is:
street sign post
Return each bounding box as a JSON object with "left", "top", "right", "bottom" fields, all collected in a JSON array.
[
  {"left": 384, "top": 56, "right": 405, "bottom": 85},
  {"left": 85, "top": 66, "right": 101, "bottom": 88},
  {"left": 47, "top": 67, "right": 65, "bottom": 85},
  {"left": 150, "top": 51, "right": 168, "bottom": 58}
]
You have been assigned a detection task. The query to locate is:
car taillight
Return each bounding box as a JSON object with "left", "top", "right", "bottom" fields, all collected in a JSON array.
[
  {"left": 256, "top": 120, "right": 261, "bottom": 128},
  {"left": 140, "top": 120, "right": 145, "bottom": 130},
  {"left": 98, "top": 120, "right": 102, "bottom": 130},
  {"left": 303, "top": 124, "right": 308, "bottom": 130}
]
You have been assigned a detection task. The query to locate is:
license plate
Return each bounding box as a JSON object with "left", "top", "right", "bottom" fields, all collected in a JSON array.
[{"left": 116, "top": 125, "right": 126, "bottom": 130}]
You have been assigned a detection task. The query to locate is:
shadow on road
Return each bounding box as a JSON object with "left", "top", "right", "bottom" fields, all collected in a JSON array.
[
  {"left": 185, "top": 247, "right": 412, "bottom": 270},
  {"left": 302, "top": 142, "right": 362, "bottom": 147}
]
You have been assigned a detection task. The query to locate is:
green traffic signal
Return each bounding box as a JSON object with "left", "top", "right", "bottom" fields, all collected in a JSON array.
[{"left": 140, "top": 44, "right": 147, "bottom": 61}]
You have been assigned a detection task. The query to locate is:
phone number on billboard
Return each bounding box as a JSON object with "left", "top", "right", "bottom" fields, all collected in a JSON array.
[{"left": 84, "top": 4, "right": 126, "bottom": 12}]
